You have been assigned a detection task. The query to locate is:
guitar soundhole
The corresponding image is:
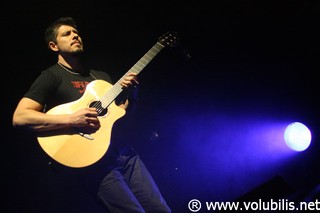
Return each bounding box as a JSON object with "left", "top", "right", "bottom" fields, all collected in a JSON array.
[{"left": 89, "top": 101, "right": 108, "bottom": 116}]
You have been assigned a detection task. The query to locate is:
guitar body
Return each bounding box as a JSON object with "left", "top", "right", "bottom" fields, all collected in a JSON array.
[{"left": 37, "top": 80, "right": 125, "bottom": 168}]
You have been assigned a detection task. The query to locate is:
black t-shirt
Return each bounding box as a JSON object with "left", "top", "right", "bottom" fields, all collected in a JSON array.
[{"left": 24, "top": 63, "right": 113, "bottom": 111}]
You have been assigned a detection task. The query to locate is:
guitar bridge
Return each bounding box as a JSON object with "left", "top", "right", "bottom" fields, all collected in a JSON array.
[{"left": 79, "top": 132, "right": 94, "bottom": 140}]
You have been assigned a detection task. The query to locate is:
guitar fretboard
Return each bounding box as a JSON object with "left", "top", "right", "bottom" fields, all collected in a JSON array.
[{"left": 100, "top": 42, "right": 165, "bottom": 108}]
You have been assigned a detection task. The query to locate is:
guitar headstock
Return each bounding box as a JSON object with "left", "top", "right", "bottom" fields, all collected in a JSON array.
[{"left": 158, "top": 31, "right": 179, "bottom": 48}]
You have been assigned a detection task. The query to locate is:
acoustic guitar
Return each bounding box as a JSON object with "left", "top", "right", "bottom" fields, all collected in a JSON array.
[{"left": 37, "top": 32, "right": 178, "bottom": 168}]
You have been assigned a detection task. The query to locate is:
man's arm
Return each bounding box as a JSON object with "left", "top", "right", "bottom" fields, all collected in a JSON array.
[{"left": 12, "top": 97, "right": 100, "bottom": 132}]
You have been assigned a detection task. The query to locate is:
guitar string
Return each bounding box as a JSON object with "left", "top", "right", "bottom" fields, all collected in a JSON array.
[
  {"left": 97, "top": 43, "right": 162, "bottom": 112},
  {"left": 100, "top": 43, "right": 161, "bottom": 102}
]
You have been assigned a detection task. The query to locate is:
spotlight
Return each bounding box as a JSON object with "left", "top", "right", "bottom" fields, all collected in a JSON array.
[{"left": 284, "top": 122, "right": 312, "bottom": 151}]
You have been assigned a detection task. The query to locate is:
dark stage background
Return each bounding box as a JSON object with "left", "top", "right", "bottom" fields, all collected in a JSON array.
[{"left": 2, "top": 1, "right": 320, "bottom": 212}]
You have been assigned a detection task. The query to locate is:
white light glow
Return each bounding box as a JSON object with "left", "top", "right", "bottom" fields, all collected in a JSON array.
[{"left": 284, "top": 122, "right": 312, "bottom": 151}]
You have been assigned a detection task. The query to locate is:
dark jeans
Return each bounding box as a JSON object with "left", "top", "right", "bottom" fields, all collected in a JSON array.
[{"left": 97, "top": 148, "right": 171, "bottom": 213}]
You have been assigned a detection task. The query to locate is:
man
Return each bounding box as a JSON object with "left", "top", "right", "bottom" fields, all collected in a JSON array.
[{"left": 12, "top": 17, "right": 171, "bottom": 213}]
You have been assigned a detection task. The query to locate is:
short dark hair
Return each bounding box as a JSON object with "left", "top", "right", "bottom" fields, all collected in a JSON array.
[{"left": 44, "top": 17, "right": 77, "bottom": 45}]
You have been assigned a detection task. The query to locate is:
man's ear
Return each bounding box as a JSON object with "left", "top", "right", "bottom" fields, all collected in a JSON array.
[{"left": 48, "top": 41, "right": 58, "bottom": 52}]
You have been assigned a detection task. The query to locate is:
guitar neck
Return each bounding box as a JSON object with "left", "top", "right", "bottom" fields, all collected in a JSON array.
[{"left": 102, "top": 42, "right": 165, "bottom": 107}]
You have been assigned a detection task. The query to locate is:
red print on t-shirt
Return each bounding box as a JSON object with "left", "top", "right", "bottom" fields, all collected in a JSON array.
[{"left": 71, "top": 81, "right": 90, "bottom": 94}]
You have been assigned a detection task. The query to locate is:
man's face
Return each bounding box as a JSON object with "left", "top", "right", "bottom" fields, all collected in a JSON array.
[{"left": 55, "top": 25, "right": 84, "bottom": 55}]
